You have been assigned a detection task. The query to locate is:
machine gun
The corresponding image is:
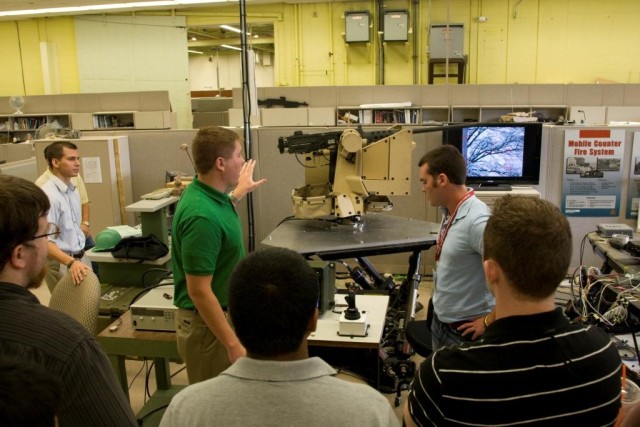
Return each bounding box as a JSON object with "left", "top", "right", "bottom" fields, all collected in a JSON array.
[
  {"left": 278, "top": 125, "right": 415, "bottom": 220},
  {"left": 278, "top": 123, "right": 481, "bottom": 220},
  {"left": 258, "top": 96, "right": 309, "bottom": 108}
]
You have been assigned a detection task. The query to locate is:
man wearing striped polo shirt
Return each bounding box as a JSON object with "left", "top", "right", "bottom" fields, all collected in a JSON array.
[{"left": 405, "top": 196, "right": 622, "bottom": 426}]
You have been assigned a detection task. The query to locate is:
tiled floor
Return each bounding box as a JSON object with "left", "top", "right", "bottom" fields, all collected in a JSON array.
[{"left": 32, "top": 280, "right": 432, "bottom": 424}]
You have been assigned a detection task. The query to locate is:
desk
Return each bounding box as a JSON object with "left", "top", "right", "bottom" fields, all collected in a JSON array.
[
  {"left": 97, "top": 310, "right": 180, "bottom": 401},
  {"left": 587, "top": 232, "right": 640, "bottom": 274},
  {"left": 262, "top": 213, "right": 438, "bottom": 259},
  {"left": 262, "top": 213, "right": 437, "bottom": 390},
  {"left": 310, "top": 294, "right": 389, "bottom": 348},
  {"left": 99, "top": 295, "right": 389, "bottom": 396},
  {"left": 261, "top": 213, "right": 437, "bottom": 324}
]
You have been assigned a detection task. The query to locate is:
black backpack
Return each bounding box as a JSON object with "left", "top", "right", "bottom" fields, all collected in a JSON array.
[{"left": 110, "top": 234, "right": 169, "bottom": 261}]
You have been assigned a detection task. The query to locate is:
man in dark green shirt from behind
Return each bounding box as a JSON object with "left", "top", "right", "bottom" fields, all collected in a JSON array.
[{"left": 172, "top": 126, "right": 266, "bottom": 384}]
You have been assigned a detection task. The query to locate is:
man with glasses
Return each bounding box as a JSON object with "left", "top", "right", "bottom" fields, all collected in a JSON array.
[
  {"left": 0, "top": 175, "right": 136, "bottom": 426},
  {"left": 40, "top": 140, "right": 91, "bottom": 286}
]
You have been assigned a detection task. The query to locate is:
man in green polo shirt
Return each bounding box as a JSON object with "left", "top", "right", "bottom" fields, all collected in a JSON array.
[{"left": 172, "top": 126, "right": 267, "bottom": 384}]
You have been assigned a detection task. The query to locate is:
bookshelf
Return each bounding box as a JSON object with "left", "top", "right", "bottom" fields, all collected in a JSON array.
[
  {"left": 450, "top": 106, "right": 480, "bottom": 123},
  {"left": 71, "top": 111, "right": 171, "bottom": 131},
  {"left": 480, "top": 106, "right": 530, "bottom": 122},
  {"left": 420, "top": 106, "right": 450, "bottom": 124},
  {"left": 93, "top": 112, "right": 135, "bottom": 129},
  {"left": 0, "top": 114, "right": 72, "bottom": 143},
  {"left": 336, "top": 106, "right": 420, "bottom": 125},
  {"left": 531, "top": 106, "right": 567, "bottom": 123},
  {"left": 0, "top": 92, "right": 174, "bottom": 141}
]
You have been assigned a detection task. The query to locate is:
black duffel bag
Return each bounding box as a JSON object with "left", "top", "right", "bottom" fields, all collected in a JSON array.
[{"left": 110, "top": 234, "right": 169, "bottom": 261}]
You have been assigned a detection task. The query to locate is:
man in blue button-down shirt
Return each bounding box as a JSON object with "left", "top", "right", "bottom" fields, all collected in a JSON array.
[{"left": 418, "top": 145, "right": 494, "bottom": 350}]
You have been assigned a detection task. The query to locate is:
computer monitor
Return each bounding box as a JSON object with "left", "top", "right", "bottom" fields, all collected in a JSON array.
[{"left": 444, "top": 122, "right": 543, "bottom": 190}]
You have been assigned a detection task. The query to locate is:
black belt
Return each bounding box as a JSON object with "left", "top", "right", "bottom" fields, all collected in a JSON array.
[
  {"left": 448, "top": 319, "right": 472, "bottom": 329},
  {"left": 434, "top": 313, "right": 471, "bottom": 330},
  {"left": 69, "top": 251, "right": 85, "bottom": 259}
]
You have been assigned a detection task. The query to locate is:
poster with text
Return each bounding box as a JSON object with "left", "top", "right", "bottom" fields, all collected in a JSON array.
[
  {"left": 625, "top": 132, "right": 640, "bottom": 218},
  {"left": 562, "top": 129, "right": 625, "bottom": 217}
]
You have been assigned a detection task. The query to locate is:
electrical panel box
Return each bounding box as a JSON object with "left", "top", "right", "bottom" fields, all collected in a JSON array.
[
  {"left": 345, "top": 11, "right": 370, "bottom": 43},
  {"left": 383, "top": 10, "right": 409, "bottom": 42},
  {"left": 429, "top": 23, "right": 464, "bottom": 58}
]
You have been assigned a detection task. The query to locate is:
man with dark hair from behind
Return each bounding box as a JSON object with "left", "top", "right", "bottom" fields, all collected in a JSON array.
[
  {"left": 0, "top": 358, "right": 61, "bottom": 427},
  {"left": 161, "top": 247, "right": 399, "bottom": 427},
  {"left": 0, "top": 175, "right": 136, "bottom": 427},
  {"left": 404, "top": 196, "right": 622, "bottom": 426}
]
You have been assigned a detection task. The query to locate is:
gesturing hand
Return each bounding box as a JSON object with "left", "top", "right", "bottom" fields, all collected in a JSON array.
[{"left": 234, "top": 159, "right": 267, "bottom": 199}]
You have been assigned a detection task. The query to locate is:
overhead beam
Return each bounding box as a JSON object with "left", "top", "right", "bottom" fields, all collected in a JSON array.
[{"left": 188, "top": 36, "right": 273, "bottom": 47}]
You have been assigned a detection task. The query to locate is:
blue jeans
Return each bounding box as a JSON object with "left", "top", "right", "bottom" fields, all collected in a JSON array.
[{"left": 431, "top": 314, "right": 474, "bottom": 351}]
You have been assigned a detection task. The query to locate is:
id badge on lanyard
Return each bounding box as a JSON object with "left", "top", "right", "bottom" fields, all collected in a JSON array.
[{"left": 434, "top": 190, "right": 474, "bottom": 265}]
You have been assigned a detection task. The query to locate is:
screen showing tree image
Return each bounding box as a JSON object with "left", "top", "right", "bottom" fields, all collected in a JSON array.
[
  {"left": 444, "top": 122, "right": 542, "bottom": 187},
  {"left": 462, "top": 126, "right": 525, "bottom": 178}
]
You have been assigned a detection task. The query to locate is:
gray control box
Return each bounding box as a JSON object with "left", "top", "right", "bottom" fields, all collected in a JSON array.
[
  {"left": 383, "top": 10, "right": 409, "bottom": 42},
  {"left": 429, "top": 24, "right": 464, "bottom": 58},
  {"left": 345, "top": 11, "right": 370, "bottom": 43}
]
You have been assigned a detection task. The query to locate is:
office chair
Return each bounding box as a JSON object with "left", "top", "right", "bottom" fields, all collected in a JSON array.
[
  {"left": 49, "top": 270, "right": 101, "bottom": 335},
  {"left": 405, "top": 298, "right": 434, "bottom": 358}
]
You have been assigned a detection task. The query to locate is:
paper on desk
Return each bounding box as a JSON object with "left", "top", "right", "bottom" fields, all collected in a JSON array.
[{"left": 107, "top": 225, "right": 142, "bottom": 238}]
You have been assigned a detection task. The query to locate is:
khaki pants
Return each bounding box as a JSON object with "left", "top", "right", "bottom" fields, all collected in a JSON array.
[
  {"left": 176, "top": 308, "right": 232, "bottom": 385},
  {"left": 44, "top": 255, "right": 92, "bottom": 293},
  {"left": 44, "top": 257, "right": 64, "bottom": 293}
]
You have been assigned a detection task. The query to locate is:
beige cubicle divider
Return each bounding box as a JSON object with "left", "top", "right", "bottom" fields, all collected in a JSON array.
[
  {"left": 34, "top": 136, "right": 134, "bottom": 234},
  {"left": 0, "top": 142, "right": 34, "bottom": 163},
  {"left": 0, "top": 158, "right": 38, "bottom": 181}
]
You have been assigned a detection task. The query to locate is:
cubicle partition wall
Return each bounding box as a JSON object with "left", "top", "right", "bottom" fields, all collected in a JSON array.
[
  {"left": 84, "top": 122, "right": 640, "bottom": 276},
  {"left": 33, "top": 137, "right": 135, "bottom": 236}
]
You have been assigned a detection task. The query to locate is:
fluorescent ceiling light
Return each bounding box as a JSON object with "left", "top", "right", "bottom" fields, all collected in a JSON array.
[
  {"left": 220, "top": 24, "right": 242, "bottom": 34},
  {"left": 0, "top": 1, "right": 228, "bottom": 18},
  {"left": 188, "top": 49, "right": 204, "bottom": 54},
  {"left": 221, "top": 44, "right": 241, "bottom": 51},
  {"left": 220, "top": 24, "right": 250, "bottom": 36}
]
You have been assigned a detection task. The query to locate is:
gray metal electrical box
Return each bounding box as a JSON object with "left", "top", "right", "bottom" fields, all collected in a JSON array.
[
  {"left": 429, "top": 24, "right": 464, "bottom": 58},
  {"left": 345, "top": 11, "right": 370, "bottom": 43},
  {"left": 383, "top": 10, "right": 409, "bottom": 42}
]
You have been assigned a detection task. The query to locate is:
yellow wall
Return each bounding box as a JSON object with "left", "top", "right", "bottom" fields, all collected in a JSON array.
[
  {"left": 0, "top": 17, "right": 78, "bottom": 96},
  {"left": 268, "top": 0, "right": 640, "bottom": 86},
  {"left": 0, "top": 22, "right": 26, "bottom": 94},
  {"left": 0, "top": 0, "right": 639, "bottom": 97}
]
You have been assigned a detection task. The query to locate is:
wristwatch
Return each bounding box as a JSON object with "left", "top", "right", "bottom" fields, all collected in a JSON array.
[
  {"left": 228, "top": 191, "right": 240, "bottom": 206},
  {"left": 82, "top": 221, "right": 90, "bottom": 227}
]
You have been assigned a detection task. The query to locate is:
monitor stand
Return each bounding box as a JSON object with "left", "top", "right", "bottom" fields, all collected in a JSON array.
[{"left": 471, "top": 183, "right": 512, "bottom": 191}]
